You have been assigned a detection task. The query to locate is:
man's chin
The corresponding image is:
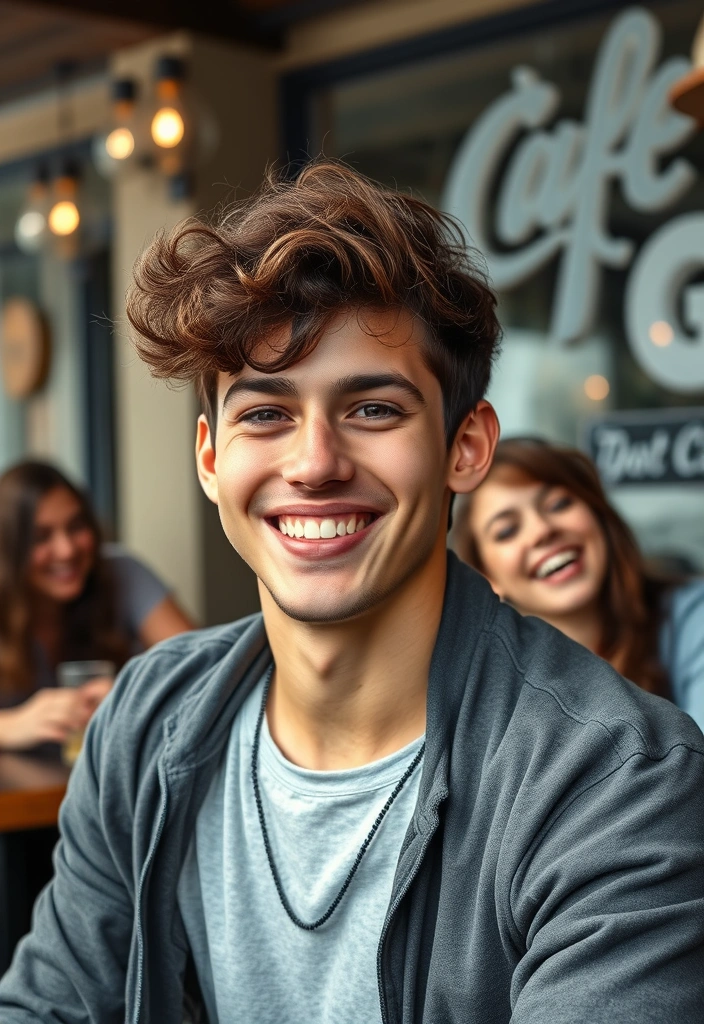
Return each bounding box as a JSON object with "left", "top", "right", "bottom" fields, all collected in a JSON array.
[{"left": 263, "top": 581, "right": 386, "bottom": 625}]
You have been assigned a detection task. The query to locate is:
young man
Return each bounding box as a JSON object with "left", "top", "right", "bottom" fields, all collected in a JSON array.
[{"left": 1, "top": 162, "right": 703, "bottom": 1023}]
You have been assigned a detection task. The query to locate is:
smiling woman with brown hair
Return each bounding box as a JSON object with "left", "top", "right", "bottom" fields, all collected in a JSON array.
[
  {"left": 450, "top": 436, "right": 704, "bottom": 727},
  {"left": 0, "top": 461, "right": 194, "bottom": 750}
]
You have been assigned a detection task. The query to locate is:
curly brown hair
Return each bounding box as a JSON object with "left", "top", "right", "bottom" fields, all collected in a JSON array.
[
  {"left": 126, "top": 160, "right": 501, "bottom": 445},
  {"left": 450, "top": 438, "right": 676, "bottom": 698}
]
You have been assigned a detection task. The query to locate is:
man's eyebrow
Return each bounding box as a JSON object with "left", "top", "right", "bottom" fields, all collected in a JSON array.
[
  {"left": 332, "top": 373, "right": 426, "bottom": 405},
  {"left": 222, "top": 372, "right": 426, "bottom": 411},
  {"left": 222, "top": 377, "right": 298, "bottom": 411}
]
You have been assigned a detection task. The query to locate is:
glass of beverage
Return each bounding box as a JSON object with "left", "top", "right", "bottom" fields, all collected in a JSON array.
[{"left": 56, "top": 660, "right": 116, "bottom": 766}]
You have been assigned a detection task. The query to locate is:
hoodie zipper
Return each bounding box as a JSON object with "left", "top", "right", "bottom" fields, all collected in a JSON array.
[{"left": 132, "top": 759, "right": 170, "bottom": 1024}]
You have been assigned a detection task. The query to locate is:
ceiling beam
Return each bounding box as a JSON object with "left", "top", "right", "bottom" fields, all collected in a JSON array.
[{"left": 27, "top": 0, "right": 281, "bottom": 47}]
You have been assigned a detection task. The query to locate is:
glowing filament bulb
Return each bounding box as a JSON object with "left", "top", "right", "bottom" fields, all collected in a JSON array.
[
  {"left": 48, "top": 200, "right": 80, "bottom": 236},
  {"left": 151, "top": 107, "right": 185, "bottom": 148},
  {"left": 105, "top": 127, "right": 135, "bottom": 160}
]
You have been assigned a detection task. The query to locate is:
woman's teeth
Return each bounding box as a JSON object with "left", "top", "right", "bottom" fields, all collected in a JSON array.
[
  {"left": 535, "top": 549, "right": 580, "bottom": 579},
  {"left": 278, "top": 514, "right": 371, "bottom": 539}
]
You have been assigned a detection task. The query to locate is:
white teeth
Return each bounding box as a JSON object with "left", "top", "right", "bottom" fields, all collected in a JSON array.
[
  {"left": 320, "top": 519, "right": 337, "bottom": 539},
  {"left": 536, "top": 549, "right": 579, "bottom": 579},
  {"left": 277, "top": 513, "right": 372, "bottom": 540}
]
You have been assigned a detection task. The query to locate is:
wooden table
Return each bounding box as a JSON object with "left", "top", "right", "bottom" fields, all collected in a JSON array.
[
  {"left": 0, "top": 753, "right": 71, "bottom": 974},
  {"left": 0, "top": 752, "right": 69, "bottom": 832}
]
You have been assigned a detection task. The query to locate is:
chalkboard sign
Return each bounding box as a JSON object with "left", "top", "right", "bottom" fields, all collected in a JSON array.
[{"left": 584, "top": 409, "right": 704, "bottom": 486}]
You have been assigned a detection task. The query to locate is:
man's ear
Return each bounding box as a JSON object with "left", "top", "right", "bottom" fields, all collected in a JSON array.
[
  {"left": 447, "top": 400, "right": 499, "bottom": 495},
  {"left": 195, "top": 414, "right": 219, "bottom": 505}
]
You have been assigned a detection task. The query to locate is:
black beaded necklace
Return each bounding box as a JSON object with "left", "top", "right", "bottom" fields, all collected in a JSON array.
[{"left": 250, "top": 665, "right": 426, "bottom": 932}]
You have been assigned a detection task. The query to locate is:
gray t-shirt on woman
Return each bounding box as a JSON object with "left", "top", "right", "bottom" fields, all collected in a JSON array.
[{"left": 177, "top": 674, "right": 424, "bottom": 1024}]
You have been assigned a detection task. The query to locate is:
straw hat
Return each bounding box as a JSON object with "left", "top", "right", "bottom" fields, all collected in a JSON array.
[{"left": 670, "top": 14, "right": 704, "bottom": 123}]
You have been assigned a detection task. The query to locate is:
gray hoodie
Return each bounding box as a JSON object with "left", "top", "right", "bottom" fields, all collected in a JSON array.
[{"left": 1, "top": 556, "right": 703, "bottom": 1023}]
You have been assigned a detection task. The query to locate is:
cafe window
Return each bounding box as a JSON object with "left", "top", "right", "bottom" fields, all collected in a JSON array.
[
  {"left": 288, "top": 0, "right": 704, "bottom": 569},
  {"left": 0, "top": 147, "right": 116, "bottom": 531}
]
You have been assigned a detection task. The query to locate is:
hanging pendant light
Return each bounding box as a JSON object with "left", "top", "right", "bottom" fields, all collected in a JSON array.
[
  {"left": 15, "top": 165, "right": 50, "bottom": 254},
  {"left": 48, "top": 160, "right": 82, "bottom": 260},
  {"left": 150, "top": 56, "right": 189, "bottom": 176},
  {"left": 94, "top": 78, "right": 139, "bottom": 177}
]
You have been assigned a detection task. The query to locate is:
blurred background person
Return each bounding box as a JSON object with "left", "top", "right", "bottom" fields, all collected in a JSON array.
[
  {"left": 449, "top": 438, "right": 704, "bottom": 730},
  {"left": 0, "top": 461, "right": 194, "bottom": 751}
]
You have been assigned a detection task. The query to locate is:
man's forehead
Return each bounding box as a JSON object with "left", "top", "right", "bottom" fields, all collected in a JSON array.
[{"left": 216, "top": 309, "right": 431, "bottom": 398}]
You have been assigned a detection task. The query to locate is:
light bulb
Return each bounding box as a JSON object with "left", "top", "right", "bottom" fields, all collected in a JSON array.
[
  {"left": 151, "top": 107, "right": 185, "bottom": 148},
  {"left": 105, "top": 126, "right": 135, "bottom": 161},
  {"left": 48, "top": 200, "right": 80, "bottom": 236},
  {"left": 15, "top": 211, "right": 47, "bottom": 253}
]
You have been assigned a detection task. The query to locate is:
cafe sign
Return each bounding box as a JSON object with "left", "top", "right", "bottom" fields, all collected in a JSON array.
[
  {"left": 443, "top": 7, "right": 704, "bottom": 393},
  {"left": 585, "top": 408, "right": 704, "bottom": 486}
]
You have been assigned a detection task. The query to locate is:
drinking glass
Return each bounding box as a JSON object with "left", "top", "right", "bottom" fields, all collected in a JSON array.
[{"left": 56, "top": 660, "right": 116, "bottom": 765}]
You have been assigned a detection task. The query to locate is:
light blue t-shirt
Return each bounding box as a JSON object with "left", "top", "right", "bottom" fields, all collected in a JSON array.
[
  {"left": 658, "top": 578, "right": 704, "bottom": 732},
  {"left": 177, "top": 675, "right": 424, "bottom": 1024}
]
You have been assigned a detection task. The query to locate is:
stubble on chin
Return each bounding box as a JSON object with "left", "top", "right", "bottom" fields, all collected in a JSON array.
[{"left": 259, "top": 536, "right": 438, "bottom": 626}]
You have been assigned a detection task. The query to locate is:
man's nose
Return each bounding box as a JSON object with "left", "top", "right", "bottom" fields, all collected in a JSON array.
[{"left": 280, "top": 415, "right": 354, "bottom": 489}]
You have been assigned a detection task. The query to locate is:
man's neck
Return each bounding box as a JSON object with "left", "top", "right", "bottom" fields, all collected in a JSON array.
[{"left": 260, "top": 548, "right": 447, "bottom": 771}]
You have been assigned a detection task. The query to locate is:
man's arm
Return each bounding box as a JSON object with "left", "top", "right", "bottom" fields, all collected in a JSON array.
[
  {"left": 510, "top": 742, "right": 704, "bottom": 1022},
  {"left": 0, "top": 696, "right": 135, "bottom": 1022}
]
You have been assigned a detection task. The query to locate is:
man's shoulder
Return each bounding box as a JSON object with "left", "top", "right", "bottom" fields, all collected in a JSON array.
[
  {"left": 488, "top": 602, "right": 704, "bottom": 761},
  {"left": 96, "top": 612, "right": 267, "bottom": 756},
  {"left": 134, "top": 614, "right": 262, "bottom": 665}
]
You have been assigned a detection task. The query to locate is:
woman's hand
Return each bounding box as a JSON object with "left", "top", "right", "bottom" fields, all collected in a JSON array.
[{"left": 0, "top": 681, "right": 112, "bottom": 751}]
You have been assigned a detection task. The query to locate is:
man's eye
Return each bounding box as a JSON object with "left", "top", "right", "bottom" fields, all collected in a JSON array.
[
  {"left": 353, "top": 403, "right": 400, "bottom": 420},
  {"left": 240, "top": 408, "right": 286, "bottom": 424}
]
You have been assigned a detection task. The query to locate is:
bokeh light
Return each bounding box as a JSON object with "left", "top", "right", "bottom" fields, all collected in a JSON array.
[
  {"left": 105, "top": 127, "right": 135, "bottom": 160},
  {"left": 15, "top": 211, "right": 46, "bottom": 248},
  {"left": 151, "top": 107, "right": 185, "bottom": 148},
  {"left": 583, "top": 374, "right": 610, "bottom": 401},
  {"left": 48, "top": 201, "right": 80, "bottom": 236},
  {"left": 648, "top": 320, "right": 674, "bottom": 347}
]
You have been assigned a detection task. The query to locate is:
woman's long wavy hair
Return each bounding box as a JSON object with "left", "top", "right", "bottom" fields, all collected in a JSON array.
[
  {"left": 451, "top": 438, "right": 676, "bottom": 697},
  {"left": 0, "top": 462, "right": 130, "bottom": 699}
]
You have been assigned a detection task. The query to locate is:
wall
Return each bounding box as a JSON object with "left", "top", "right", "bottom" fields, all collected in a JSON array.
[{"left": 278, "top": 0, "right": 543, "bottom": 69}]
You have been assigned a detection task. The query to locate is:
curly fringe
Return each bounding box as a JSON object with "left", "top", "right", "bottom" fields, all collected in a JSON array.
[{"left": 126, "top": 160, "right": 501, "bottom": 442}]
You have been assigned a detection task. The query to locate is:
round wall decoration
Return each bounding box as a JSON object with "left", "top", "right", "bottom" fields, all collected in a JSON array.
[{"left": 1, "top": 297, "right": 50, "bottom": 398}]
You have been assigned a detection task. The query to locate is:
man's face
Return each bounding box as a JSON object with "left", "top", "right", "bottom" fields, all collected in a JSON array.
[{"left": 197, "top": 309, "right": 455, "bottom": 624}]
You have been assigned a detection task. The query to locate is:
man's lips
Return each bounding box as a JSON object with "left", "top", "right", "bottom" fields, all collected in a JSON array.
[{"left": 265, "top": 512, "right": 378, "bottom": 558}]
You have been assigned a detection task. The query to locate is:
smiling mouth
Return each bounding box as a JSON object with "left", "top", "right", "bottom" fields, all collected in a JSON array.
[
  {"left": 533, "top": 548, "right": 581, "bottom": 579},
  {"left": 274, "top": 512, "right": 375, "bottom": 540}
]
